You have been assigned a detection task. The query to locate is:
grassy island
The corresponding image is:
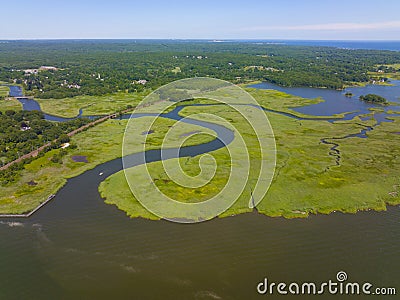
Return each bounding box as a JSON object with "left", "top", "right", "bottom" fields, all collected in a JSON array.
[
  {"left": 100, "top": 88, "right": 400, "bottom": 219},
  {"left": 344, "top": 92, "right": 353, "bottom": 97}
]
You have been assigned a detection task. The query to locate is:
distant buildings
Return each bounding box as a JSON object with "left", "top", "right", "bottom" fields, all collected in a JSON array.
[
  {"left": 134, "top": 79, "right": 148, "bottom": 85},
  {"left": 24, "top": 69, "right": 38, "bottom": 75},
  {"left": 21, "top": 125, "right": 31, "bottom": 131},
  {"left": 39, "top": 66, "right": 58, "bottom": 71},
  {"left": 24, "top": 66, "right": 58, "bottom": 75},
  {"left": 60, "top": 80, "right": 81, "bottom": 89},
  {"left": 66, "top": 84, "right": 81, "bottom": 89}
]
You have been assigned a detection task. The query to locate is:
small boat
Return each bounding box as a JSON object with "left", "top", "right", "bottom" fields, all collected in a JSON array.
[{"left": 99, "top": 172, "right": 104, "bottom": 176}]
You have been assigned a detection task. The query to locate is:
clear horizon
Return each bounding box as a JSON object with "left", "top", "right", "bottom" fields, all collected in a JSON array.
[
  {"left": 1, "top": 38, "right": 400, "bottom": 41},
  {"left": 1, "top": 0, "right": 400, "bottom": 40}
]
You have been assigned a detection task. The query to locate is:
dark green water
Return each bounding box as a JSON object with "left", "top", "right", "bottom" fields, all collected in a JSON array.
[
  {"left": 1, "top": 204, "right": 399, "bottom": 299},
  {"left": 1, "top": 83, "right": 399, "bottom": 299}
]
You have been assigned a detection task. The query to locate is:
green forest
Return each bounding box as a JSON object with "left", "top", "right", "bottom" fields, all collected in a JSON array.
[
  {"left": 1, "top": 40, "right": 400, "bottom": 98},
  {"left": 0, "top": 110, "right": 90, "bottom": 184}
]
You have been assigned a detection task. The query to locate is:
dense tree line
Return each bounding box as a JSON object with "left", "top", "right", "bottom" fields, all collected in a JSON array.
[
  {"left": 1, "top": 41, "right": 400, "bottom": 98},
  {"left": 0, "top": 110, "right": 90, "bottom": 167},
  {"left": 0, "top": 110, "right": 91, "bottom": 184}
]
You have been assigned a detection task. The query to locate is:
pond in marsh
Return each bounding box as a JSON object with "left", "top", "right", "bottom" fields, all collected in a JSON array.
[{"left": 250, "top": 80, "right": 400, "bottom": 122}]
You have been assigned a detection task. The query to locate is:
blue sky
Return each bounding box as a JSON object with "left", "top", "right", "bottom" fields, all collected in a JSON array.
[{"left": 1, "top": 0, "right": 400, "bottom": 40}]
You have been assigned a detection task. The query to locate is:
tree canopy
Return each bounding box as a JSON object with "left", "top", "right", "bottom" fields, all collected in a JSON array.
[
  {"left": 1, "top": 41, "right": 400, "bottom": 98},
  {"left": 359, "top": 94, "right": 387, "bottom": 104}
]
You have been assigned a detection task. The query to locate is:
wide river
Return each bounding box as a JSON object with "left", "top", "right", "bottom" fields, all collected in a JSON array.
[{"left": 1, "top": 83, "right": 399, "bottom": 299}]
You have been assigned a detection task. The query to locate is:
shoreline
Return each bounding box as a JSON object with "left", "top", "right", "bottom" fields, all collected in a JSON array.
[
  {"left": 1, "top": 175, "right": 397, "bottom": 219},
  {"left": 0, "top": 194, "right": 56, "bottom": 218}
]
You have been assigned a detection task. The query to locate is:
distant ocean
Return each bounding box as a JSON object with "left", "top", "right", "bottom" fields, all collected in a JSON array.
[
  {"left": 165, "top": 39, "right": 400, "bottom": 51},
  {"left": 234, "top": 40, "right": 400, "bottom": 51}
]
